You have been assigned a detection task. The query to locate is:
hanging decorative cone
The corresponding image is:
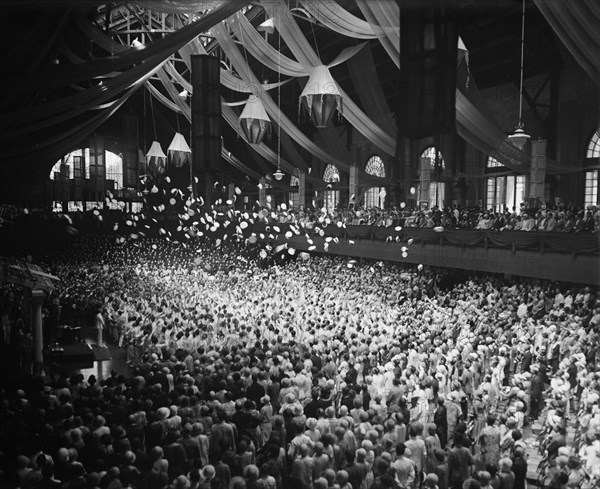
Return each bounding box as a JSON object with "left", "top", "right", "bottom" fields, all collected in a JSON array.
[
  {"left": 239, "top": 95, "right": 271, "bottom": 145},
  {"left": 257, "top": 17, "right": 275, "bottom": 35},
  {"left": 146, "top": 141, "right": 167, "bottom": 175},
  {"left": 168, "top": 132, "right": 192, "bottom": 167},
  {"left": 299, "top": 65, "right": 342, "bottom": 128}
]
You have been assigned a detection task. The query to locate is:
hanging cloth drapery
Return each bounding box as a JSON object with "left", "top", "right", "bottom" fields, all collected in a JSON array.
[
  {"left": 534, "top": 0, "right": 600, "bottom": 87},
  {"left": 264, "top": 0, "right": 396, "bottom": 157},
  {"left": 167, "top": 132, "right": 192, "bottom": 167},
  {"left": 212, "top": 22, "right": 355, "bottom": 174},
  {"left": 299, "top": 0, "right": 380, "bottom": 39},
  {"left": 164, "top": 36, "right": 321, "bottom": 182},
  {"left": 355, "top": 0, "right": 400, "bottom": 68}
]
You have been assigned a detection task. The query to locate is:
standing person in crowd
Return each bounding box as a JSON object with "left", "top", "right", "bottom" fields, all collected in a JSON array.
[
  {"left": 94, "top": 307, "right": 105, "bottom": 347},
  {"left": 0, "top": 229, "right": 598, "bottom": 489},
  {"left": 477, "top": 416, "right": 501, "bottom": 471},
  {"left": 448, "top": 438, "right": 475, "bottom": 489}
]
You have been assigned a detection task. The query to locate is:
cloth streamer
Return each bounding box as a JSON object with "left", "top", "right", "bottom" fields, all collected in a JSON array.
[{"left": 264, "top": 0, "right": 397, "bottom": 157}]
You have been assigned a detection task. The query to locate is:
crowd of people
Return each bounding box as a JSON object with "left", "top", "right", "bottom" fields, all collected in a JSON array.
[
  {"left": 2, "top": 198, "right": 599, "bottom": 235},
  {"left": 0, "top": 225, "right": 599, "bottom": 489},
  {"left": 273, "top": 203, "right": 600, "bottom": 233}
]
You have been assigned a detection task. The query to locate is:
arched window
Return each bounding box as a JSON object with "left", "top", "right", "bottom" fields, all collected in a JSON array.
[
  {"left": 586, "top": 130, "right": 600, "bottom": 158},
  {"left": 364, "top": 155, "right": 386, "bottom": 208},
  {"left": 584, "top": 130, "right": 600, "bottom": 206},
  {"left": 50, "top": 149, "right": 123, "bottom": 189},
  {"left": 323, "top": 164, "right": 340, "bottom": 212},
  {"left": 487, "top": 156, "right": 503, "bottom": 168},
  {"left": 486, "top": 174, "right": 528, "bottom": 212},
  {"left": 417, "top": 147, "right": 445, "bottom": 208},
  {"left": 49, "top": 149, "right": 127, "bottom": 212},
  {"left": 323, "top": 164, "right": 340, "bottom": 183},
  {"left": 419, "top": 147, "right": 445, "bottom": 171},
  {"left": 290, "top": 175, "right": 299, "bottom": 186},
  {"left": 484, "top": 155, "right": 527, "bottom": 213}
]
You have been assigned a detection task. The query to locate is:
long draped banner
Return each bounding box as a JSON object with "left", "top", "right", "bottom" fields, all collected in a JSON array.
[
  {"left": 534, "top": 0, "right": 600, "bottom": 87},
  {"left": 264, "top": 0, "right": 397, "bottom": 158}
]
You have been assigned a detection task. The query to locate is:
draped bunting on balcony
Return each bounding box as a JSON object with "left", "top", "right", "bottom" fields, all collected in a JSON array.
[{"left": 534, "top": 0, "right": 600, "bottom": 86}]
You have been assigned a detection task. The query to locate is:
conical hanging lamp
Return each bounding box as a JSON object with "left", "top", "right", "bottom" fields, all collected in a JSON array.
[
  {"left": 167, "top": 132, "right": 192, "bottom": 167},
  {"left": 508, "top": 0, "right": 531, "bottom": 150},
  {"left": 146, "top": 141, "right": 167, "bottom": 176},
  {"left": 299, "top": 65, "right": 342, "bottom": 128},
  {"left": 257, "top": 17, "right": 274, "bottom": 35},
  {"left": 239, "top": 95, "right": 271, "bottom": 145}
]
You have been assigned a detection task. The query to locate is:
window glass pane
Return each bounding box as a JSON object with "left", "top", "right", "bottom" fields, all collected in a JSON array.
[
  {"left": 323, "top": 164, "right": 340, "bottom": 183},
  {"left": 487, "top": 156, "right": 503, "bottom": 168},
  {"left": 505, "top": 176, "right": 515, "bottom": 212},
  {"left": 324, "top": 190, "right": 339, "bottom": 213},
  {"left": 419, "top": 147, "right": 445, "bottom": 171},
  {"left": 584, "top": 170, "right": 599, "bottom": 207},
  {"left": 516, "top": 175, "right": 527, "bottom": 210},
  {"left": 365, "top": 155, "right": 386, "bottom": 177},
  {"left": 587, "top": 130, "right": 600, "bottom": 158},
  {"left": 495, "top": 177, "right": 506, "bottom": 212},
  {"left": 486, "top": 178, "right": 495, "bottom": 210},
  {"left": 290, "top": 191, "right": 299, "bottom": 209}
]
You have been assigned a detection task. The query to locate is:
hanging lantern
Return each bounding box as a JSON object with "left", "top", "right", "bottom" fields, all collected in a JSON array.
[
  {"left": 299, "top": 65, "right": 342, "bottom": 128},
  {"left": 146, "top": 141, "right": 167, "bottom": 176},
  {"left": 508, "top": 0, "right": 531, "bottom": 150},
  {"left": 508, "top": 122, "right": 531, "bottom": 150},
  {"left": 257, "top": 17, "right": 275, "bottom": 35},
  {"left": 168, "top": 132, "right": 192, "bottom": 167},
  {"left": 239, "top": 95, "right": 271, "bottom": 145}
]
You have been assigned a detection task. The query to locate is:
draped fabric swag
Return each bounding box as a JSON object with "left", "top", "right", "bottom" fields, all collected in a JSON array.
[
  {"left": 214, "top": 21, "right": 387, "bottom": 186},
  {"left": 264, "top": 0, "right": 397, "bottom": 159},
  {"left": 301, "top": 0, "right": 578, "bottom": 174},
  {"left": 534, "top": 0, "right": 600, "bottom": 87},
  {"left": 0, "top": 2, "right": 248, "bottom": 170}
]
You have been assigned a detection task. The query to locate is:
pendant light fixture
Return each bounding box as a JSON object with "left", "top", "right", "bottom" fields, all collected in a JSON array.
[
  {"left": 508, "top": 0, "right": 531, "bottom": 150},
  {"left": 273, "top": 25, "right": 284, "bottom": 181}
]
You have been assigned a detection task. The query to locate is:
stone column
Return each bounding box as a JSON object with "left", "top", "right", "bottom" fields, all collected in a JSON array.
[
  {"left": 31, "top": 290, "right": 45, "bottom": 376},
  {"left": 529, "top": 139, "right": 546, "bottom": 204},
  {"left": 298, "top": 172, "right": 306, "bottom": 209},
  {"left": 228, "top": 183, "right": 235, "bottom": 203},
  {"left": 349, "top": 165, "right": 359, "bottom": 206},
  {"left": 419, "top": 157, "right": 431, "bottom": 207},
  {"left": 259, "top": 177, "right": 267, "bottom": 207}
]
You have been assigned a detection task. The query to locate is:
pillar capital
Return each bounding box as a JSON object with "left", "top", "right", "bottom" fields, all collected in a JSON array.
[{"left": 31, "top": 289, "right": 45, "bottom": 304}]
